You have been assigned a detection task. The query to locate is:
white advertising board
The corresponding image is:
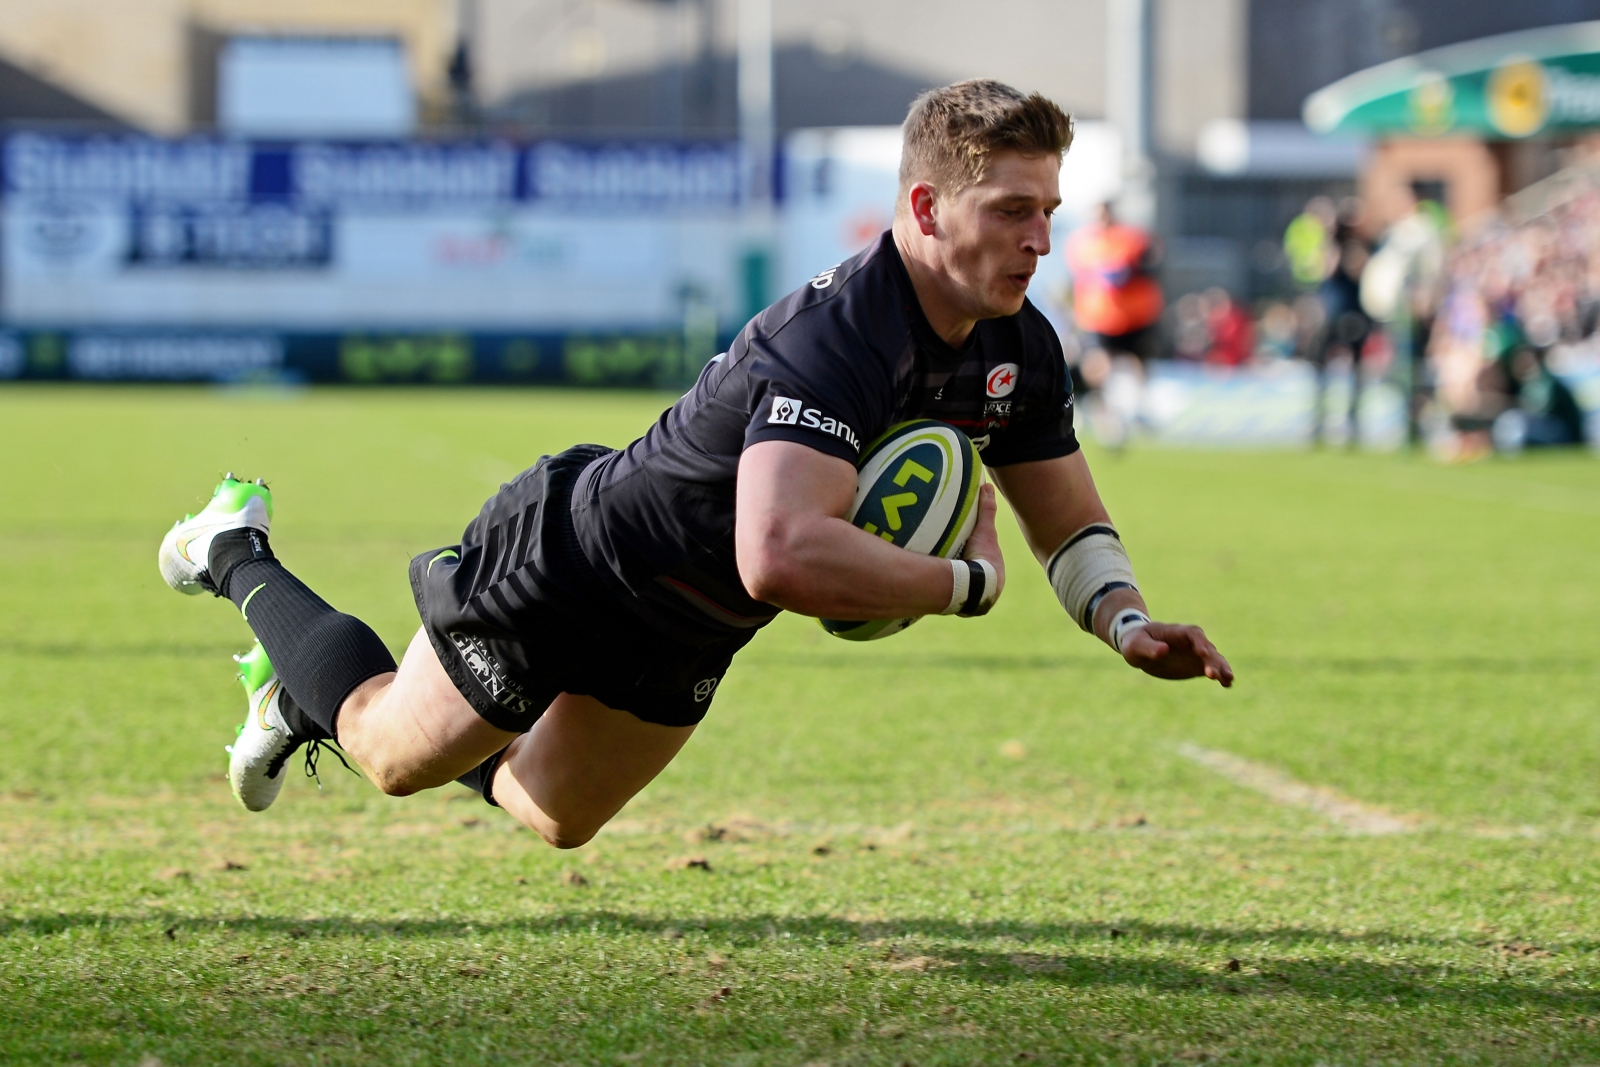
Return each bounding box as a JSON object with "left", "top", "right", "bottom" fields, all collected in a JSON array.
[{"left": 1, "top": 134, "right": 749, "bottom": 332}]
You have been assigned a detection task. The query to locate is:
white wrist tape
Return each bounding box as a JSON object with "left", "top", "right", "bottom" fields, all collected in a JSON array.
[
  {"left": 941, "top": 557, "right": 999, "bottom": 616},
  {"left": 944, "top": 557, "right": 969, "bottom": 615},
  {"left": 1046, "top": 523, "right": 1139, "bottom": 632},
  {"left": 1110, "top": 608, "right": 1152, "bottom": 654}
]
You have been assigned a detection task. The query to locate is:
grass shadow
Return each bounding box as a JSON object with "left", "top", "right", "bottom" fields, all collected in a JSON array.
[{"left": 6, "top": 910, "right": 1596, "bottom": 1016}]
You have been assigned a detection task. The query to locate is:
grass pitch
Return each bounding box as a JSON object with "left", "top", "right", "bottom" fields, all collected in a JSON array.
[{"left": 2, "top": 385, "right": 1599, "bottom": 1066}]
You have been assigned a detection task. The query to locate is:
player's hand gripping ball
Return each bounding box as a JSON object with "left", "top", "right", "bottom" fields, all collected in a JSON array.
[{"left": 820, "top": 419, "right": 983, "bottom": 641}]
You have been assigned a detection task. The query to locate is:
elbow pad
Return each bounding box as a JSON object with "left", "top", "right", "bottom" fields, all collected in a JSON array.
[{"left": 1046, "top": 523, "right": 1138, "bottom": 632}]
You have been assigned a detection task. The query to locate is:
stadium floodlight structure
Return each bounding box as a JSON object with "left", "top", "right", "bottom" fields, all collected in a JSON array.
[
  {"left": 449, "top": 0, "right": 479, "bottom": 128},
  {"left": 1105, "top": 0, "right": 1155, "bottom": 228},
  {"left": 736, "top": 0, "right": 777, "bottom": 318},
  {"left": 737, "top": 0, "right": 775, "bottom": 208}
]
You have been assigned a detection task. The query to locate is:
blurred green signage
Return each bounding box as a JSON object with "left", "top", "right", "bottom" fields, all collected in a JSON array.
[{"left": 1305, "top": 21, "right": 1600, "bottom": 138}]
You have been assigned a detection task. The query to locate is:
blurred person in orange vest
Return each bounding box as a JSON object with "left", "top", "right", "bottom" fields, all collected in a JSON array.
[
  {"left": 1067, "top": 202, "right": 1164, "bottom": 448},
  {"left": 1068, "top": 201, "right": 1165, "bottom": 363}
]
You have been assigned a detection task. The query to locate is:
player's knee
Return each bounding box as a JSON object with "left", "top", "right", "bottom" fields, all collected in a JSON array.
[
  {"left": 372, "top": 772, "right": 421, "bottom": 797},
  {"left": 535, "top": 820, "right": 598, "bottom": 850},
  {"left": 366, "top": 759, "right": 428, "bottom": 797}
]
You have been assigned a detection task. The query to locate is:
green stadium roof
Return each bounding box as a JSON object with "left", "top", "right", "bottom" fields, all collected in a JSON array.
[{"left": 1303, "top": 20, "right": 1600, "bottom": 139}]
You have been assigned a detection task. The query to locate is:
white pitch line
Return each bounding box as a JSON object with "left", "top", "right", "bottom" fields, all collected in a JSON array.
[{"left": 1178, "top": 743, "right": 1420, "bottom": 835}]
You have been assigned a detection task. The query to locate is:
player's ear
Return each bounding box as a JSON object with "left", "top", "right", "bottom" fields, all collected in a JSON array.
[{"left": 909, "top": 183, "right": 939, "bottom": 236}]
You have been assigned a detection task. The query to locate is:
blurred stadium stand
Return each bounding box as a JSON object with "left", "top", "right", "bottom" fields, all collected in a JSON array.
[{"left": 484, "top": 45, "right": 932, "bottom": 138}]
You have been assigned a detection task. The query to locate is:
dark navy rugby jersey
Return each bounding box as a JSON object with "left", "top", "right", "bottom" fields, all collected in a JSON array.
[{"left": 569, "top": 229, "right": 1079, "bottom": 642}]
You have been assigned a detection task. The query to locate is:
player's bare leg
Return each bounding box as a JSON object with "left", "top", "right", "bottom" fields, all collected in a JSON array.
[
  {"left": 490, "top": 698, "right": 694, "bottom": 848},
  {"left": 335, "top": 627, "right": 693, "bottom": 847},
  {"left": 331, "top": 629, "right": 507, "bottom": 793}
]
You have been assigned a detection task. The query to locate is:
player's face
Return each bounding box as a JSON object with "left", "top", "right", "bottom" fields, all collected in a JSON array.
[{"left": 939, "top": 151, "right": 1062, "bottom": 319}]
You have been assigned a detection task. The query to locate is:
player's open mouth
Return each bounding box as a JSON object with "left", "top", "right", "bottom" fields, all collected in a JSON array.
[{"left": 1007, "top": 271, "right": 1033, "bottom": 290}]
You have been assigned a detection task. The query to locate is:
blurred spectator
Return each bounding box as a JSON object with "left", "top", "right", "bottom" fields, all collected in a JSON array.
[
  {"left": 1445, "top": 329, "right": 1585, "bottom": 456},
  {"left": 1170, "top": 292, "right": 1209, "bottom": 362},
  {"left": 1307, "top": 197, "right": 1375, "bottom": 447},
  {"left": 1169, "top": 289, "right": 1264, "bottom": 367},
  {"left": 1498, "top": 345, "right": 1586, "bottom": 449},
  {"left": 1283, "top": 196, "right": 1337, "bottom": 290},
  {"left": 1256, "top": 301, "right": 1300, "bottom": 361},
  {"left": 1361, "top": 184, "right": 1448, "bottom": 445},
  {"left": 1067, "top": 201, "right": 1165, "bottom": 449},
  {"left": 1200, "top": 287, "right": 1255, "bottom": 367},
  {"left": 1067, "top": 201, "right": 1165, "bottom": 365}
]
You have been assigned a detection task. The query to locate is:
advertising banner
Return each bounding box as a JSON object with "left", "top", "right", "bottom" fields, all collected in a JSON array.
[
  {"left": 1304, "top": 21, "right": 1600, "bottom": 138},
  {"left": 0, "top": 133, "right": 752, "bottom": 382}
]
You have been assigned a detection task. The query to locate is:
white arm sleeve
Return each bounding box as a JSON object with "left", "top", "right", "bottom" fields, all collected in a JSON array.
[{"left": 1046, "top": 523, "right": 1139, "bottom": 632}]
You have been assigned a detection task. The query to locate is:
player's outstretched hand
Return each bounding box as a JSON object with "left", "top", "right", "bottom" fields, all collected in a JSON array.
[
  {"left": 1121, "top": 623, "right": 1233, "bottom": 687},
  {"left": 960, "top": 483, "right": 1005, "bottom": 598}
]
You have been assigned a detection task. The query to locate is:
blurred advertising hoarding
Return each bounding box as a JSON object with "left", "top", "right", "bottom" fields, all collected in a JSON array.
[
  {"left": 0, "top": 132, "right": 747, "bottom": 384},
  {"left": 1, "top": 125, "right": 1122, "bottom": 386}
]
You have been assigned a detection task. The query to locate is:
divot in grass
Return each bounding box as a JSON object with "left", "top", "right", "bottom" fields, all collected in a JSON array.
[{"left": 1178, "top": 743, "right": 1421, "bottom": 834}]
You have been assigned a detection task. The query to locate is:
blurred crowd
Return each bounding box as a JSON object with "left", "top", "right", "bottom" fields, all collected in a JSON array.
[
  {"left": 1427, "top": 183, "right": 1597, "bottom": 456},
  {"left": 1061, "top": 172, "right": 1600, "bottom": 456}
]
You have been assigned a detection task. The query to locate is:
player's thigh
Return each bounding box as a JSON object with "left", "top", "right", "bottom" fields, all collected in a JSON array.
[
  {"left": 344, "top": 627, "right": 519, "bottom": 790},
  {"left": 491, "top": 693, "right": 695, "bottom": 846}
]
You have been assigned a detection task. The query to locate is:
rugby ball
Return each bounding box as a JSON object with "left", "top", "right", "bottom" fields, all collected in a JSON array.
[{"left": 820, "top": 420, "right": 983, "bottom": 641}]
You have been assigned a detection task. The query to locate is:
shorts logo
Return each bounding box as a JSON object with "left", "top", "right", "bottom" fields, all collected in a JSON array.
[
  {"left": 986, "top": 363, "right": 1020, "bottom": 398},
  {"left": 693, "top": 677, "right": 719, "bottom": 703},
  {"left": 969, "top": 434, "right": 991, "bottom": 452},
  {"left": 449, "top": 631, "right": 533, "bottom": 716},
  {"left": 769, "top": 396, "right": 802, "bottom": 425}
]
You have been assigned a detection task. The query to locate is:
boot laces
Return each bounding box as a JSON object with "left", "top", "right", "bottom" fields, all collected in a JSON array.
[{"left": 303, "top": 739, "right": 357, "bottom": 788}]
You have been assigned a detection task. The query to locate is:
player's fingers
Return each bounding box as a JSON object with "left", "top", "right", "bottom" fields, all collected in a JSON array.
[
  {"left": 965, "top": 485, "right": 996, "bottom": 544},
  {"left": 1204, "top": 649, "right": 1235, "bottom": 686},
  {"left": 1203, "top": 654, "right": 1234, "bottom": 684},
  {"left": 976, "top": 482, "right": 998, "bottom": 520},
  {"left": 1185, "top": 630, "right": 1234, "bottom": 686},
  {"left": 965, "top": 484, "right": 1004, "bottom": 574}
]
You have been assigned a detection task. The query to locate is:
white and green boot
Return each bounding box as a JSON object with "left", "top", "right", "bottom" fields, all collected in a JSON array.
[
  {"left": 226, "top": 642, "right": 305, "bottom": 812},
  {"left": 159, "top": 474, "right": 273, "bottom": 595}
]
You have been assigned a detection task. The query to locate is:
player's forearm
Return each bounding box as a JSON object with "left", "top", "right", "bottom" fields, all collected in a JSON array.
[{"left": 737, "top": 511, "right": 953, "bottom": 618}]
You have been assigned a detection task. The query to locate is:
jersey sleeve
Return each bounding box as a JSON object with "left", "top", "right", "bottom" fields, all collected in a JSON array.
[
  {"left": 739, "top": 317, "right": 892, "bottom": 465},
  {"left": 981, "top": 332, "right": 1081, "bottom": 467}
]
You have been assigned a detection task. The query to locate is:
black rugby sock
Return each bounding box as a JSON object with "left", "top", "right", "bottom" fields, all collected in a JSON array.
[
  {"left": 272, "top": 688, "right": 324, "bottom": 743},
  {"left": 455, "top": 746, "right": 510, "bottom": 808},
  {"left": 209, "top": 529, "right": 396, "bottom": 739}
]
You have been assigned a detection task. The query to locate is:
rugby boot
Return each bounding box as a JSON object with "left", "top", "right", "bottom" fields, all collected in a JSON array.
[
  {"left": 158, "top": 474, "right": 273, "bottom": 595},
  {"left": 226, "top": 642, "right": 306, "bottom": 812}
]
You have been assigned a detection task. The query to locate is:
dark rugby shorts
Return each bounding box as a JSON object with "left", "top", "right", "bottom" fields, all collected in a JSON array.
[{"left": 409, "top": 444, "right": 754, "bottom": 732}]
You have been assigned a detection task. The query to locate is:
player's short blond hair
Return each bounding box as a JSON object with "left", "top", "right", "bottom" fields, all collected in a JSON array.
[{"left": 898, "top": 80, "right": 1074, "bottom": 213}]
